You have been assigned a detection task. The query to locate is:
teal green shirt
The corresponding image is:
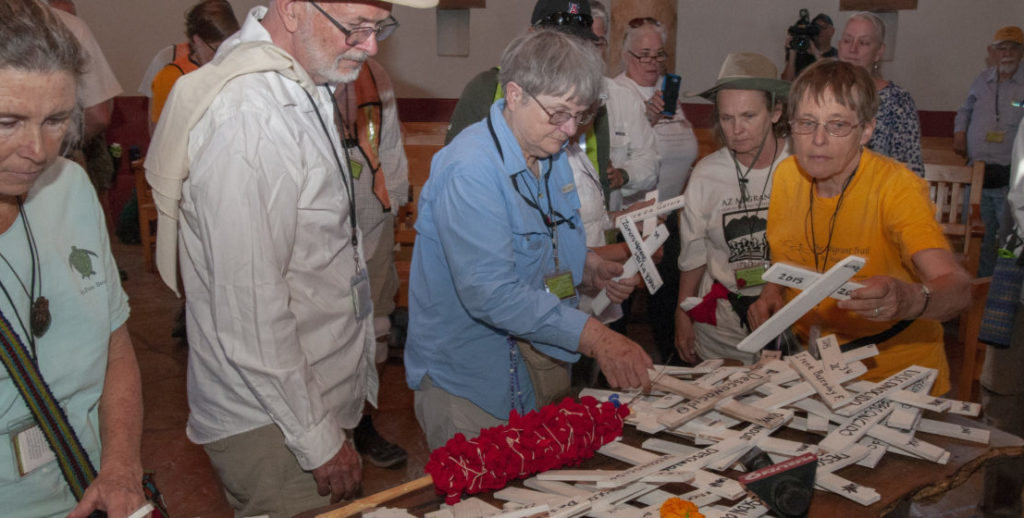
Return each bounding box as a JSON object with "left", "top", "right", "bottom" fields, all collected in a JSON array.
[{"left": 0, "top": 158, "right": 129, "bottom": 517}]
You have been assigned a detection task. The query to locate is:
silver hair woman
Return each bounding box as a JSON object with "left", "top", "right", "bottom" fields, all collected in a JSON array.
[
  {"left": 498, "top": 28, "right": 605, "bottom": 118},
  {"left": 837, "top": 11, "right": 924, "bottom": 175},
  {"left": 406, "top": 28, "right": 653, "bottom": 450},
  {"left": 0, "top": 1, "right": 147, "bottom": 516}
]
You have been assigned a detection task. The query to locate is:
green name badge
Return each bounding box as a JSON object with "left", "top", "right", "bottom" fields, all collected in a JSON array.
[
  {"left": 349, "top": 159, "right": 363, "bottom": 179},
  {"left": 544, "top": 270, "right": 577, "bottom": 301},
  {"left": 734, "top": 264, "right": 767, "bottom": 289},
  {"left": 985, "top": 131, "right": 1005, "bottom": 144}
]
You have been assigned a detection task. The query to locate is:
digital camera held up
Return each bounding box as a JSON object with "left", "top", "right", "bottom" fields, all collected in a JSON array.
[{"left": 787, "top": 8, "right": 820, "bottom": 53}]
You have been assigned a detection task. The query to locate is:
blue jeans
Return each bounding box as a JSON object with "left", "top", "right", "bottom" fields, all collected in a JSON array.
[{"left": 979, "top": 185, "right": 1010, "bottom": 277}]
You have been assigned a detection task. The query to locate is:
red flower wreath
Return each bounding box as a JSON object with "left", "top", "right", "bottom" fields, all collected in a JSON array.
[{"left": 424, "top": 396, "right": 630, "bottom": 504}]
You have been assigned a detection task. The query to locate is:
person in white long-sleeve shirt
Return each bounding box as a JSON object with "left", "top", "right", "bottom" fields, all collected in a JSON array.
[{"left": 147, "top": 1, "right": 436, "bottom": 517}]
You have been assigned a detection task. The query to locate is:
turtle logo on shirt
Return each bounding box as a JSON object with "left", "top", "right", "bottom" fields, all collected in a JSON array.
[{"left": 68, "top": 246, "right": 99, "bottom": 278}]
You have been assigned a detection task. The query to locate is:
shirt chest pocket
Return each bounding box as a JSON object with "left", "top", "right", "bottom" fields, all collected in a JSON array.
[{"left": 509, "top": 200, "right": 553, "bottom": 274}]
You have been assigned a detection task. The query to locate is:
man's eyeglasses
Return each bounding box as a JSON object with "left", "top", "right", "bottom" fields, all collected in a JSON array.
[
  {"left": 309, "top": 1, "right": 399, "bottom": 46},
  {"left": 533, "top": 11, "right": 593, "bottom": 30},
  {"left": 626, "top": 49, "right": 667, "bottom": 63},
  {"left": 789, "top": 118, "right": 863, "bottom": 137},
  {"left": 526, "top": 91, "right": 596, "bottom": 127},
  {"left": 628, "top": 17, "right": 661, "bottom": 28}
]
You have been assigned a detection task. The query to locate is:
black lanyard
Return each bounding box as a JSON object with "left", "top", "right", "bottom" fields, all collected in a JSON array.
[
  {"left": 305, "top": 86, "right": 359, "bottom": 248},
  {"left": 486, "top": 113, "right": 575, "bottom": 235}
]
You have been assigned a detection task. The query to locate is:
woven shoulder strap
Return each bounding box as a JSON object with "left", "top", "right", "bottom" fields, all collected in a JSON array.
[{"left": 0, "top": 310, "right": 97, "bottom": 500}]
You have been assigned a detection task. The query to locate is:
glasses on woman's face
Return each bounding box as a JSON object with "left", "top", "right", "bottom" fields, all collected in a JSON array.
[
  {"left": 526, "top": 91, "right": 595, "bottom": 127},
  {"left": 309, "top": 1, "right": 399, "bottom": 47},
  {"left": 789, "top": 118, "right": 863, "bottom": 137},
  {"left": 628, "top": 17, "right": 661, "bottom": 28},
  {"left": 626, "top": 49, "right": 667, "bottom": 63}
]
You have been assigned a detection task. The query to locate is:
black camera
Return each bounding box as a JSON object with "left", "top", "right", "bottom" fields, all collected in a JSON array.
[{"left": 787, "top": 8, "right": 820, "bottom": 53}]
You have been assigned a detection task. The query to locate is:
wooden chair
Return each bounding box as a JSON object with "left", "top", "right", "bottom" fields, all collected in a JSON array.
[
  {"left": 131, "top": 159, "right": 158, "bottom": 274},
  {"left": 394, "top": 142, "right": 443, "bottom": 308},
  {"left": 923, "top": 161, "right": 990, "bottom": 402}
]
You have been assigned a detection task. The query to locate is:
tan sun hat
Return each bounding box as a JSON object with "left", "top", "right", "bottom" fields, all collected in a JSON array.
[{"left": 689, "top": 52, "right": 790, "bottom": 101}]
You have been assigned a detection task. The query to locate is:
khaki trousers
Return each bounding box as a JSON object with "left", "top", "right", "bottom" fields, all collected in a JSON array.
[{"left": 203, "top": 424, "right": 331, "bottom": 518}]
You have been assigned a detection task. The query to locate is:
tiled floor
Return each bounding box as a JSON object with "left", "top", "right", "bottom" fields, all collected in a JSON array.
[{"left": 116, "top": 241, "right": 995, "bottom": 518}]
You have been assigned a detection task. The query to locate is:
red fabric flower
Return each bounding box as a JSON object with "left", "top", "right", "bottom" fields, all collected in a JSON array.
[{"left": 424, "top": 397, "right": 629, "bottom": 504}]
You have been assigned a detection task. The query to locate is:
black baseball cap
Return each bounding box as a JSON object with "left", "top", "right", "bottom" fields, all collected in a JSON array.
[
  {"left": 530, "top": 0, "right": 598, "bottom": 42},
  {"left": 811, "top": 13, "right": 833, "bottom": 27}
]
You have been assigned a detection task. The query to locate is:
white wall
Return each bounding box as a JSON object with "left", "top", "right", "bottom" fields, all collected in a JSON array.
[{"left": 74, "top": 0, "right": 1024, "bottom": 110}]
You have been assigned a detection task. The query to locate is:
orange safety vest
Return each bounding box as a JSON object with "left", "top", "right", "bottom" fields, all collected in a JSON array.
[
  {"left": 334, "top": 63, "right": 390, "bottom": 211},
  {"left": 170, "top": 41, "right": 200, "bottom": 76}
]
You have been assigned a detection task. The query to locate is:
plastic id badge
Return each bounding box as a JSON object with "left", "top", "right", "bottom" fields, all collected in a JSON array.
[
  {"left": 349, "top": 159, "right": 364, "bottom": 179},
  {"left": 351, "top": 267, "right": 373, "bottom": 319},
  {"left": 10, "top": 419, "right": 56, "bottom": 476},
  {"left": 985, "top": 131, "right": 1005, "bottom": 144},
  {"left": 734, "top": 263, "right": 768, "bottom": 288},
  {"left": 544, "top": 270, "right": 579, "bottom": 308}
]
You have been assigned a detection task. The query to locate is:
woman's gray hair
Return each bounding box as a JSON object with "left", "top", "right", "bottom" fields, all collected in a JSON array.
[
  {"left": 0, "top": 0, "right": 85, "bottom": 150},
  {"left": 498, "top": 28, "right": 605, "bottom": 107},
  {"left": 0, "top": 0, "right": 84, "bottom": 77},
  {"left": 622, "top": 19, "right": 667, "bottom": 55},
  {"left": 849, "top": 11, "right": 885, "bottom": 44}
]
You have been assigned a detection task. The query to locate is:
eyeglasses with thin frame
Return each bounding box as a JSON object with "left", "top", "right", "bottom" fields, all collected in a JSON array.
[
  {"left": 526, "top": 91, "right": 596, "bottom": 127},
  {"left": 627, "top": 17, "right": 661, "bottom": 28},
  {"left": 789, "top": 118, "right": 864, "bottom": 137},
  {"left": 626, "top": 49, "right": 667, "bottom": 63},
  {"left": 309, "top": 1, "right": 399, "bottom": 46}
]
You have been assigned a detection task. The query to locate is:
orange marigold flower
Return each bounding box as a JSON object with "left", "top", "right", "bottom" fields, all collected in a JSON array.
[{"left": 660, "top": 497, "right": 704, "bottom": 518}]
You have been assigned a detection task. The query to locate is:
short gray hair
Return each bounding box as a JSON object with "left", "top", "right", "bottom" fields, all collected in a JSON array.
[
  {"left": 0, "top": 0, "right": 84, "bottom": 77},
  {"left": 1, "top": 0, "right": 85, "bottom": 150},
  {"left": 623, "top": 19, "right": 667, "bottom": 55},
  {"left": 848, "top": 11, "right": 885, "bottom": 44},
  {"left": 498, "top": 29, "right": 604, "bottom": 107}
]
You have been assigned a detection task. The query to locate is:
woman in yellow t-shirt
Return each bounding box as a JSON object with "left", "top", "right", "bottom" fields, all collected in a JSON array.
[{"left": 749, "top": 60, "right": 970, "bottom": 395}]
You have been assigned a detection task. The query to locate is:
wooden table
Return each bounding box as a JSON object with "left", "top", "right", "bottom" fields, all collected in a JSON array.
[{"left": 302, "top": 414, "right": 1023, "bottom": 518}]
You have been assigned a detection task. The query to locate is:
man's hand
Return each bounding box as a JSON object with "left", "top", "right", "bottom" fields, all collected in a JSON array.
[
  {"left": 606, "top": 166, "right": 628, "bottom": 189},
  {"left": 312, "top": 440, "right": 362, "bottom": 504},
  {"left": 68, "top": 463, "right": 146, "bottom": 518},
  {"left": 578, "top": 318, "right": 653, "bottom": 390},
  {"left": 584, "top": 252, "right": 641, "bottom": 303},
  {"left": 953, "top": 131, "right": 967, "bottom": 156},
  {"left": 747, "top": 283, "right": 786, "bottom": 330},
  {"left": 674, "top": 308, "right": 699, "bottom": 364}
]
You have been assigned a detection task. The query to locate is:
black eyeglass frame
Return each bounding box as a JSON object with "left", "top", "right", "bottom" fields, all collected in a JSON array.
[
  {"left": 309, "top": 1, "right": 399, "bottom": 46},
  {"left": 525, "top": 90, "right": 596, "bottom": 127},
  {"left": 626, "top": 49, "right": 668, "bottom": 63}
]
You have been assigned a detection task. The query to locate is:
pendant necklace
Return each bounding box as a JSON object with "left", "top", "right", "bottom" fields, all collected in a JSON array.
[{"left": 0, "top": 197, "right": 51, "bottom": 356}]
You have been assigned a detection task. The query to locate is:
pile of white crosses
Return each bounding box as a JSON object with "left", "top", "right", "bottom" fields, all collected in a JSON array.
[{"left": 363, "top": 257, "right": 987, "bottom": 518}]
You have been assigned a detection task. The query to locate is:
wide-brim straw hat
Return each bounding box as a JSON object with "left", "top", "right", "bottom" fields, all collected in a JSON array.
[{"left": 689, "top": 52, "right": 790, "bottom": 101}]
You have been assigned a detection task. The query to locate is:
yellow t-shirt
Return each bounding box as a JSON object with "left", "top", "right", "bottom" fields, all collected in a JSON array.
[{"left": 768, "top": 149, "right": 952, "bottom": 395}]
